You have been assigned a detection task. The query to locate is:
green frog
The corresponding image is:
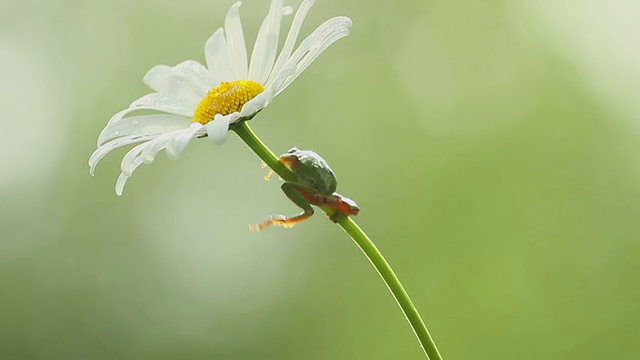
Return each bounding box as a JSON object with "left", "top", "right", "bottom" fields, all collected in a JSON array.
[{"left": 250, "top": 147, "right": 360, "bottom": 231}]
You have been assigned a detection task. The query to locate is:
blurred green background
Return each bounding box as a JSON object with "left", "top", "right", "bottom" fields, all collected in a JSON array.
[{"left": 1, "top": 0, "right": 639, "bottom": 359}]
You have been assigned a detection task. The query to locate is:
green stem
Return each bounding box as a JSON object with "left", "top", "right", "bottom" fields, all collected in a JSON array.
[
  {"left": 338, "top": 217, "right": 443, "bottom": 360},
  {"left": 231, "top": 122, "right": 297, "bottom": 184},
  {"left": 231, "top": 121, "right": 443, "bottom": 360}
]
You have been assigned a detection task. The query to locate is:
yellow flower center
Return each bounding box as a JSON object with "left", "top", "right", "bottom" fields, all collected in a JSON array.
[{"left": 192, "top": 80, "right": 265, "bottom": 125}]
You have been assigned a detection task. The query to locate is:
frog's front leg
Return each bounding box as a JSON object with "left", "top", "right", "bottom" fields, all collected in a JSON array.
[{"left": 249, "top": 183, "right": 316, "bottom": 231}]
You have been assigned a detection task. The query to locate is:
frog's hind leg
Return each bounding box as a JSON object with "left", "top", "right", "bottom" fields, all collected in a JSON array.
[
  {"left": 249, "top": 183, "right": 316, "bottom": 231},
  {"left": 293, "top": 190, "right": 348, "bottom": 223}
]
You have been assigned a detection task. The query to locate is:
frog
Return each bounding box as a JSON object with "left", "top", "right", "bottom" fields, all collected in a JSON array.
[{"left": 250, "top": 147, "right": 360, "bottom": 231}]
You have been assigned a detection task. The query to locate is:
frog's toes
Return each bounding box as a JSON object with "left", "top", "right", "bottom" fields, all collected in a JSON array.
[
  {"left": 249, "top": 214, "right": 278, "bottom": 232},
  {"left": 256, "top": 162, "right": 274, "bottom": 180},
  {"left": 264, "top": 169, "right": 275, "bottom": 181}
]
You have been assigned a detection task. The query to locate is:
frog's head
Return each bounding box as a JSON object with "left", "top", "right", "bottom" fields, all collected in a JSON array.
[{"left": 342, "top": 197, "right": 360, "bottom": 216}]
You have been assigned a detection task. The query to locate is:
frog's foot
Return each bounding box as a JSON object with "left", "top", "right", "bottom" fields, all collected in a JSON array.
[
  {"left": 249, "top": 211, "right": 314, "bottom": 232},
  {"left": 259, "top": 162, "right": 275, "bottom": 180},
  {"left": 249, "top": 215, "right": 286, "bottom": 232},
  {"left": 264, "top": 169, "right": 275, "bottom": 181}
]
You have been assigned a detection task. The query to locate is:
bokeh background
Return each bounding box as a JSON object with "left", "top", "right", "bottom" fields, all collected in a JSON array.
[{"left": 1, "top": 0, "right": 639, "bottom": 359}]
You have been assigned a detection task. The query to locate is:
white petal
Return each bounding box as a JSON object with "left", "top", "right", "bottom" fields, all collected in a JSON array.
[
  {"left": 225, "top": 2, "right": 248, "bottom": 79},
  {"left": 270, "top": 34, "right": 322, "bottom": 92},
  {"left": 120, "top": 142, "right": 152, "bottom": 177},
  {"left": 248, "top": 0, "right": 284, "bottom": 84},
  {"left": 98, "top": 114, "right": 191, "bottom": 146},
  {"left": 107, "top": 107, "right": 140, "bottom": 125},
  {"left": 143, "top": 65, "right": 204, "bottom": 108},
  {"left": 166, "top": 122, "right": 204, "bottom": 160},
  {"left": 270, "top": 0, "right": 316, "bottom": 82},
  {"left": 115, "top": 158, "right": 143, "bottom": 196},
  {"left": 128, "top": 93, "right": 194, "bottom": 118},
  {"left": 240, "top": 88, "right": 273, "bottom": 117},
  {"left": 313, "top": 16, "right": 353, "bottom": 39},
  {"left": 276, "top": 17, "right": 352, "bottom": 95},
  {"left": 295, "top": 27, "right": 351, "bottom": 76},
  {"left": 284, "top": 17, "right": 351, "bottom": 69},
  {"left": 205, "top": 28, "right": 234, "bottom": 82},
  {"left": 107, "top": 91, "right": 195, "bottom": 126},
  {"left": 140, "top": 132, "right": 174, "bottom": 164},
  {"left": 89, "top": 134, "right": 157, "bottom": 176},
  {"left": 268, "top": 61, "right": 297, "bottom": 95},
  {"left": 206, "top": 114, "right": 232, "bottom": 144},
  {"left": 173, "top": 60, "right": 217, "bottom": 90},
  {"left": 111, "top": 125, "right": 204, "bottom": 195},
  {"left": 283, "top": 34, "right": 322, "bottom": 69}
]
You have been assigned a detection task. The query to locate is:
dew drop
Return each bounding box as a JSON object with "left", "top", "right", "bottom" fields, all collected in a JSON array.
[
  {"left": 131, "top": 119, "right": 139, "bottom": 125},
  {"left": 114, "top": 131, "right": 120, "bottom": 135}
]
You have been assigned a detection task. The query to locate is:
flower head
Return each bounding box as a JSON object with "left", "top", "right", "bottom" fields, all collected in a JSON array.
[{"left": 89, "top": 0, "right": 352, "bottom": 195}]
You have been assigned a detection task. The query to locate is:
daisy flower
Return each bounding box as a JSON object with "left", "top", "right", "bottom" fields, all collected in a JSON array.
[{"left": 89, "top": 0, "right": 352, "bottom": 195}]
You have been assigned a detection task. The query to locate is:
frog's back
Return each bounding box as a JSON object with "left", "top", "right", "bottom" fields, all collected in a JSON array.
[{"left": 295, "top": 150, "right": 338, "bottom": 195}]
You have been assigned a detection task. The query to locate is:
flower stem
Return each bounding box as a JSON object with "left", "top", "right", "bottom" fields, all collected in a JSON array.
[
  {"left": 231, "top": 121, "right": 444, "bottom": 360},
  {"left": 337, "top": 217, "right": 443, "bottom": 360}
]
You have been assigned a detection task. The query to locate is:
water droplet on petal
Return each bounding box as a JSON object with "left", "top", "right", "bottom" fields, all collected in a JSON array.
[
  {"left": 131, "top": 119, "right": 139, "bottom": 125},
  {"left": 114, "top": 131, "right": 120, "bottom": 135}
]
